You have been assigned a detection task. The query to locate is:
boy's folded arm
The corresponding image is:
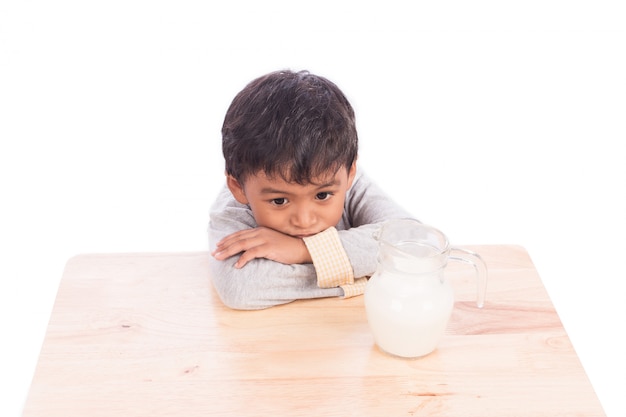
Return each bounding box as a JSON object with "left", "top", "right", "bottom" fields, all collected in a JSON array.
[
  {"left": 209, "top": 196, "right": 342, "bottom": 310},
  {"left": 336, "top": 172, "right": 419, "bottom": 279},
  {"left": 303, "top": 227, "right": 354, "bottom": 289},
  {"left": 337, "top": 224, "right": 382, "bottom": 279},
  {"left": 302, "top": 226, "right": 380, "bottom": 299},
  {"left": 208, "top": 254, "right": 341, "bottom": 310},
  {"left": 207, "top": 169, "right": 420, "bottom": 309}
]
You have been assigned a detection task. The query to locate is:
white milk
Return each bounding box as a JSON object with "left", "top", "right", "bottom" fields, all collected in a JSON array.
[
  {"left": 364, "top": 243, "right": 455, "bottom": 358},
  {"left": 365, "top": 221, "right": 486, "bottom": 358}
]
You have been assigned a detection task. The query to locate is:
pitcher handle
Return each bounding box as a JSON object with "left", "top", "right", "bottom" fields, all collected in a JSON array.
[{"left": 449, "top": 247, "right": 488, "bottom": 308}]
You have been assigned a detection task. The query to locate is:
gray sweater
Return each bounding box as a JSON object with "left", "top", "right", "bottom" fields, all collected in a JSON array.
[{"left": 208, "top": 170, "right": 414, "bottom": 310}]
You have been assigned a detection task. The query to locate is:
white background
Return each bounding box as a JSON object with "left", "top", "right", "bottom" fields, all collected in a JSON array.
[{"left": 1, "top": 1, "right": 624, "bottom": 416}]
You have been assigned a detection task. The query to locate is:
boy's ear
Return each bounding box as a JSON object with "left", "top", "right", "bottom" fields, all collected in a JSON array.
[
  {"left": 226, "top": 175, "right": 249, "bottom": 205},
  {"left": 347, "top": 160, "right": 357, "bottom": 188}
]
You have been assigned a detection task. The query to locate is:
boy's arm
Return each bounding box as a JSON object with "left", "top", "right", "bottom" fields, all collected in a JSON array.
[
  {"left": 208, "top": 186, "right": 342, "bottom": 310},
  {"left": 303, "top": 171, "right": 416, "bottom": 295},
  {"left": 338, "top": 171, "right": 417, "bottom": 278},
  {"left": 208, "top": 171, "right": 415, "bottom": 309},
  {"left": 208, "top": 253, "right": 342, "bottom": 310}
]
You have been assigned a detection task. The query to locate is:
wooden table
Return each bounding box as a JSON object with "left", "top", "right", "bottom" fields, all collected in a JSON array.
[{"left": 22, "top": 245, "right": 605, "bottom": 416}]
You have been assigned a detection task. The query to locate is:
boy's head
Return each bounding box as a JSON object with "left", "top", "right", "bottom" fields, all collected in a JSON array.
[
  {"left": 221, "top": 69, "right": 358, "bottom": 185},
  {"left": 221, "top": 70, "right": 359, "bottom": 237}
]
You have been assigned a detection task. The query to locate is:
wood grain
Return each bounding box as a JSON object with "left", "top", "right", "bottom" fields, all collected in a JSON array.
[{"left": 22, "top": 245, "right": 605, "bottom": 416}]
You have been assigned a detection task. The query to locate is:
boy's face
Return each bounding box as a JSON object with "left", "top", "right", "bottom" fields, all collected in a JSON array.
[{"left": 227, "top": 164, "right": 357, "bottom": 238}]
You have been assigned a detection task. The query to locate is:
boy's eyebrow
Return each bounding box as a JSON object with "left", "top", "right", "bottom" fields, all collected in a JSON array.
[
  {"left": 259, "top": 179, "right": 341, "bottom": 195},
  {"left": 260, "top": 187, "right": 291, "bottom": 195},
  {"left": 315, "top": 179, "right": 341, "bottom": 189}
]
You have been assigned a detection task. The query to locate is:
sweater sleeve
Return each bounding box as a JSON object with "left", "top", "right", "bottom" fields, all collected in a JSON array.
[
  {"left": 337, "top": 171, "right": 418, "bottom": 279},
  {"left": 302, "top": 227, "right": 353, "bottom": 288},
  {"left": 207, "top": 170, "right": 417, "bottom": 310},
  {"left": 302, "top": 226, "right": 369, "bottom": 298},
  {"left": 208, "top": 186, "right": 342, "bottom": 310}
]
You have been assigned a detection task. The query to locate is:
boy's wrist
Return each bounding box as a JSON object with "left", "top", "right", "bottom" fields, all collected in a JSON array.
[
  {"left": 302, "top": 227, "right": 354, "bottom": 289},
  {"left": 296, "top": 238, "right": 313, "bottom": 264}
]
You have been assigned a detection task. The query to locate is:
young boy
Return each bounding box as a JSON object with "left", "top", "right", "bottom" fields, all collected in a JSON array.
[{"left": 209, "top": 70, "right": 415, "bottom": 310}]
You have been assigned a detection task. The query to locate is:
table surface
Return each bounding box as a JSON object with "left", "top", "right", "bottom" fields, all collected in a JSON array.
[{"left": 22, "top": 245, "right": 605, "bottom": 417}]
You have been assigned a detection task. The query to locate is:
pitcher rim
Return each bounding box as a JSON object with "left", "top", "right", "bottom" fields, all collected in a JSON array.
[{"left": 377, "top": 218, "right": 451, "bottom": 259}]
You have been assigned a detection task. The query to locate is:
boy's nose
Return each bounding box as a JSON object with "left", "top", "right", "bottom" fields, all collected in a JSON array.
[{"left": 291, "top": 208, "right": 316, "bottom": 229}]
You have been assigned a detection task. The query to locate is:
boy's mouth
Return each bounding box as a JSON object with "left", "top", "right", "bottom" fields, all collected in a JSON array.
[{"left": 294, "top": 233, "right": 315, "bottom": 239}]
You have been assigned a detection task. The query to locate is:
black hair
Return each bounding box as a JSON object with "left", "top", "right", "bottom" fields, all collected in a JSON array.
[{"left": 221, "top": 70, "right": 358, "bottom": 184}]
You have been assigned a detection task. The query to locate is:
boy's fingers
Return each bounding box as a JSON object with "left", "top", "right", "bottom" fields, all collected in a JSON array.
[
  {"left": 216, "top": 228, "right": 260, "bottom": 249},
  {"left": 213, "top": 240, "right": 250, "bottom": 259},
  {"left": 233, "top": 246, "right": 268, "bottom": 268},
  {"left": 214, "top": 233, "right": 265, "bottom": 261}
]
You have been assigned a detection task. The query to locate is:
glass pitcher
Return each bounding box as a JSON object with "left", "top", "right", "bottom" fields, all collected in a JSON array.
[{"left": 364, "top": 219, "right": 487, "bottom": 358}]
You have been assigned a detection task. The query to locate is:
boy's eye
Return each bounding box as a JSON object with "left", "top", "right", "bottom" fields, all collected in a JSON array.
[
  {"left": 271, "top": 198, "right": 288, "bottom": 206},
  {"left": 316, "top": 192, "right": 332, "bottom": 201}
]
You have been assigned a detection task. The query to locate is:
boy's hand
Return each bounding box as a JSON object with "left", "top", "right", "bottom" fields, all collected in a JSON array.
[{"left": 212, "top": 227, "right": 312, "bottom": 269}]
